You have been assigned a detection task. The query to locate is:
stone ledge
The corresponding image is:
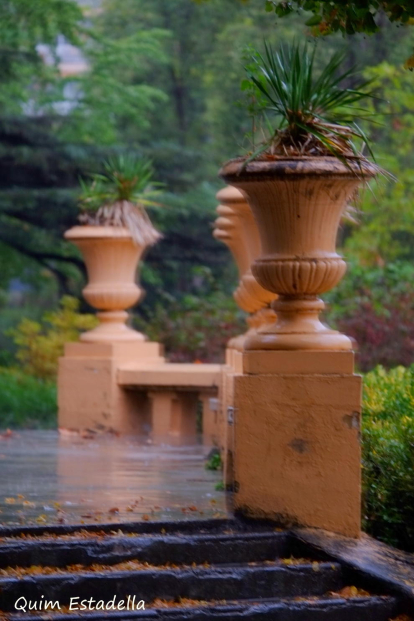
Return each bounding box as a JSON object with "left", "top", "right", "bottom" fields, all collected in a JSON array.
[
  {"left": 294, "top": 528, "right": 414, "bottom": 612},
  {"left": 117, "top": 363, "right": 222, "bottom": 389},
  {"left": 243, "top": 350, "right": 355, "bottom": 375},
  {"left": 63, "top": 341, "right": 165, "bottom": 362}
]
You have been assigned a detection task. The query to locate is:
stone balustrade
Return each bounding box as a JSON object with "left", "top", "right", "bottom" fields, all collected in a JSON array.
[{"left": 58, "top": 342, "right": 222, "bottom": 444}]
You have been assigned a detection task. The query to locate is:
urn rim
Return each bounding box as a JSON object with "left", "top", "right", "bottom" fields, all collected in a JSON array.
[
  {"left": 64, "top": 225, "right": 136, "bottom": 242},
  {"left": 219, "top": 155, "right": 378, "bottom": 183}
]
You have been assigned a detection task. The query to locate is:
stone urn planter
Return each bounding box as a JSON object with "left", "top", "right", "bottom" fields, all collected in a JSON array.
[
  {"left": 214, "top": 186, "right": 276, "bottom": 351},
  {"left": 220, "top": 157, "right": 377, "bottom": 350},
  {"left": 64, "top": 225, "right": 147, "bottom": 342},
  {"left": 66, "top": 155, "right": 162, "bottom": 343}
]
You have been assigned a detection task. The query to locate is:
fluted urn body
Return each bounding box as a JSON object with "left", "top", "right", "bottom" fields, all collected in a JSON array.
[
  {"left": 220, "top": 157, "right": 377, "bottom": 350},
  {"left": 213, "top": 186, "right": 275, "bottom": 350},
  {"left": 65, "top": 226, "right": 146, "bottom": 343}
]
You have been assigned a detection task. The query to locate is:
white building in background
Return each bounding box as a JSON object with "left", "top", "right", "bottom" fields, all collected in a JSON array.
[
  {"left": 29, "top": 1, "right": 104, "bottom": 115},
  {"left": 37, "top": 36, "right": 88, "bottom": 78}
]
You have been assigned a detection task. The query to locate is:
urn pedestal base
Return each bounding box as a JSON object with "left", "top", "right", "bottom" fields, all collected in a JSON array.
[
  {"left": 80, "top": 311, "right": 146, "bottom": 343},
  {"left": 245, "top": 297, "right": 353, "bottom": 351},
  {"left": 228, "top": 307, "right": 277, "bottom": 352},
  {"left": 231, "top": 350, "right": 362, "bottom": 537}
]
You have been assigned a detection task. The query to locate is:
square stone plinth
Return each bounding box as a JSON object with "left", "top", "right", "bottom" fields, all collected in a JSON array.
[{"left": 232, "top": 351, "right": 362, "bottom": 537}]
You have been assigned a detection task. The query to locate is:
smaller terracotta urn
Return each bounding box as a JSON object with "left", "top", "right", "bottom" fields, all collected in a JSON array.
[
  {"left": 213, "top": 186, "right": 276, "bottom": 350},
  {"left": 65, "top": 226, "right": 146, "bottom": 343},
  {"left": 220, "top": 157, "right": 377, "bottom": 351}
]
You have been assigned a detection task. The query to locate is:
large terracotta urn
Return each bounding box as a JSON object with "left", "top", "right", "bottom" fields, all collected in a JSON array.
[
  {"left": 65, "top": 226, "right": 146, "bottom": 343},
  {"left": 220, "top": 157, "right": 377, "bottom": 350}
]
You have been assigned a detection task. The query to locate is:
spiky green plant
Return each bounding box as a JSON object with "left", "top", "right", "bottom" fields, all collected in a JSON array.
[
  {"left": 78, "top": 155, "right": 163, "bottom": 246},
  {"left": 244, "top": 42, "right": 376, "bottom": 164}
]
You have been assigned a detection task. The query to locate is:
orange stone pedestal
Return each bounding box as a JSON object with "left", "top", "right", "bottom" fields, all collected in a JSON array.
[
  {"left": 58, "top": 342, "right": 165, "bottom": 434},
  {"left": 232, "top": 350, "right": 362, "bottom": 538}
]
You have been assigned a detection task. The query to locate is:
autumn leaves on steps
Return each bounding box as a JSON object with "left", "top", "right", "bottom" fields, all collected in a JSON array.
[{"left": 0, "top": 519, "right": 409, "bottom": 620}]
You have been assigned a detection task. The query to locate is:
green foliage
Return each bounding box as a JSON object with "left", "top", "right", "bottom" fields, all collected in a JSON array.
[
  {"left": 325, "top": 261, "right": 414, "bottom": 371},
  {"left": 263, "top": 1, "right": 414, "bottom": 35},
  {"left": 0, "top": 0, "right": 167, "bottom": 141},
  {"left": 60, "top": 29, "right": 169, "bottom": 145},
  {"left": 343, "top": 63, "right": 414, "bottom": 264},
  {"left": 0, "top": 368, "right": 56, "bottom": 429},
  {"left": 8, "top": 296, "right": 97, "bottom": 380},
  {"left": 206, "top": 451, "right": 222, "bottom": 471},
  {"left": 0, "top": 0, "right": 82, "bottom": 49},
  {"left": 79, "top": 155, "right": 162, "bottom": 211},
  {"left": 0, "top": 0, "right": 83, "bottom": 114},
  {"left": 243, "top": 42, "right": 376, "bottom": 161},
  {"left": 325, "top": 261, "right": 414, "bottom": 324},
  {"left": 0, "top": 116, "right": 103, "bottom": 298},
  {"left": 362, "top": 365, "right": 414, "bottom": 550}
]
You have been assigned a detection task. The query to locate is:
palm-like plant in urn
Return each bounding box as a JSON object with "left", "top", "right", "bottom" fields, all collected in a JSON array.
[
  {"left": 65, "top": 155, "right": 162, "bottom": 343},
  {"left": 220, "top": 43, "right": 381, "bottom": 350}
]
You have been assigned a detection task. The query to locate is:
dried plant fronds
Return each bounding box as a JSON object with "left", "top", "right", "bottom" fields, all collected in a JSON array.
[{"left": 78, "top": 154, "right": 163, "bottom": 246}]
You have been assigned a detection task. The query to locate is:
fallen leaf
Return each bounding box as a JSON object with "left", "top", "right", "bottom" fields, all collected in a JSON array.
[
  {"left": 329, "top": 586, "right": 370, "bottom": 598},
  {"left": 35, "top": 515, "right": 47, "bottom": 524},
  {"left": 0, "top": 429, "right": 14, "bottom": 439}
]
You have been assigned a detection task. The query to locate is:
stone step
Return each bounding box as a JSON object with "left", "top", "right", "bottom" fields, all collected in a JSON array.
[
  {"left": 0, "top": 562, "right": 344, "bottom": 610},
  {"left": 0, "top": 531, "right": 291, "bottom": 569},
  {"left": 0, "top": 518, "right": 233, "bottom": 539},
  {"left": 0, "top": 519, "right": 409, "bottom": 621}
]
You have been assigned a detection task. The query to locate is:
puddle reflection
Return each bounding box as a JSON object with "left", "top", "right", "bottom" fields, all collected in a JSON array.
[{"left": 0, "top": 431, "right": 228, "bottom": 526}]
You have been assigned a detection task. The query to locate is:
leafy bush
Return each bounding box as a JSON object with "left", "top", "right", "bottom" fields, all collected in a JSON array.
[
  {"left": 362, "top": 365, "right": 414, "bottom": 551},
  {"left": 205, "top": 452, "right": 222, "bottom": 471},
  {"left": 263, "top": 0, "right": 414, "bottom": 34},
  {"left": 135, "top": 289, "right": 246, "bottom": 363},
  {"left": 325, "top": 262, "right": 414, "bottom": 371},
  {"left": 8, "top": 296, "right": 98, "bottom": 380},
  {"left": 0, "top": 368, "right": 56, "bottom": 429}
]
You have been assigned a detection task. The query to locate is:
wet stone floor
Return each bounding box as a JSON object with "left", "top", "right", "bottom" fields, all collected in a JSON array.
[{"left": 0, "top": 431, "right": 229, "bottom": 527}]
